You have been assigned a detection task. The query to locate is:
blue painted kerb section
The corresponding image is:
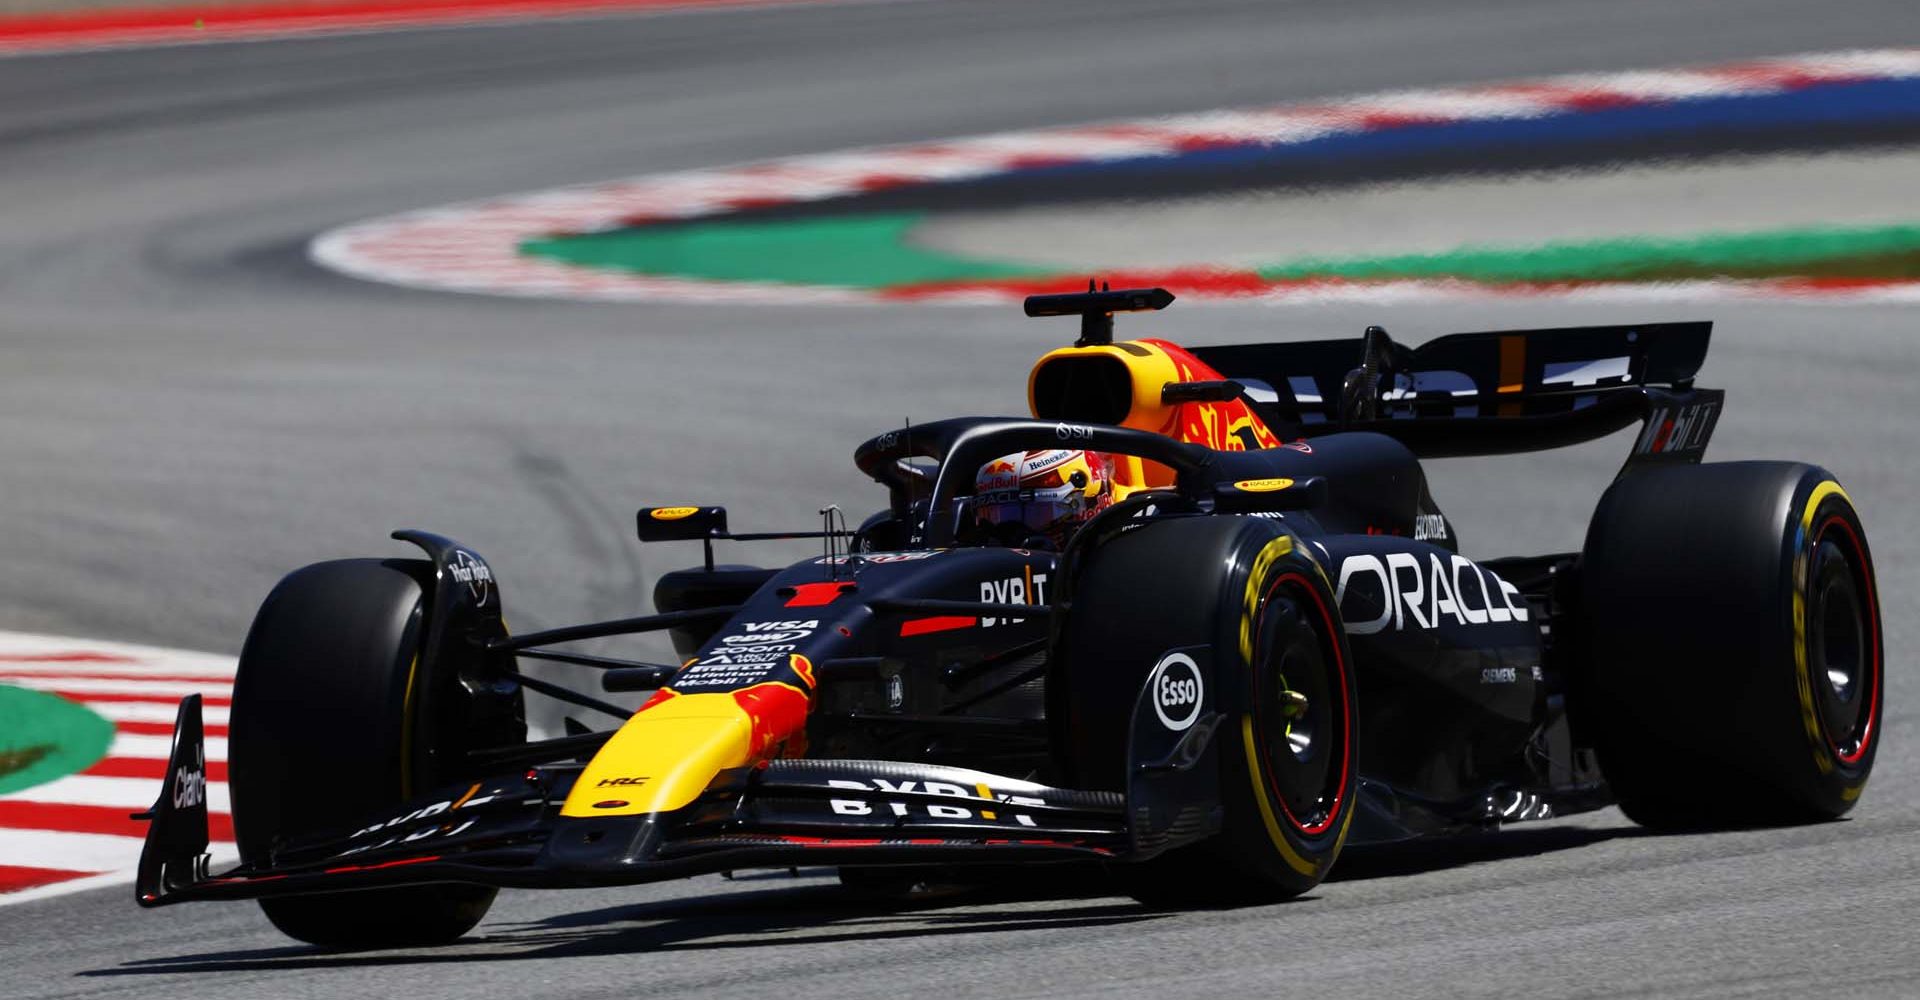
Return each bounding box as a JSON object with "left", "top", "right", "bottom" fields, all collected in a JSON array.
[{"left": 1014, "top": 77, "right": 1920, "bottom": 181}]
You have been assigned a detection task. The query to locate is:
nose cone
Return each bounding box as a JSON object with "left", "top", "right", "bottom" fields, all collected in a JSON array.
[{"left": 560, "top": 658, "right": 816, "bottom": 818}]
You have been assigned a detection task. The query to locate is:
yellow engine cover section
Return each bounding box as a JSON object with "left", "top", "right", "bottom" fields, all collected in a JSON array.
[{"left": 1027, "top": 338, "right": 1280, "bottom": 489}]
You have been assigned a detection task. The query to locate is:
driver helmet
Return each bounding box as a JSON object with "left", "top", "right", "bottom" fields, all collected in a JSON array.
[{"left": 972, "top": 449, "right": 1115, "bottom": 549}]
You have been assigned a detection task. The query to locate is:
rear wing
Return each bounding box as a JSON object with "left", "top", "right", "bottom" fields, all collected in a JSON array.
[{"left": 1190, "top": 321, "right": 1722, "bottom": 464}]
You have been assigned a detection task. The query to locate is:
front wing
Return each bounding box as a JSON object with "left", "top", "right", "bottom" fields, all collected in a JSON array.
[{"left": 136, "top": 672, "right": 1223, "bottom": 905}]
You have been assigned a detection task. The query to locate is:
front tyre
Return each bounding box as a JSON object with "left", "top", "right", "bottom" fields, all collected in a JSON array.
[
  {"left": 1056, "top": 516, "right": 1357, "bottom": 903},
  {"left": 230, "top": 559, "right": 499, "bottom": 949},
  {"left": 1576, "top": 462, "right": 1884, "bottom": 827}
]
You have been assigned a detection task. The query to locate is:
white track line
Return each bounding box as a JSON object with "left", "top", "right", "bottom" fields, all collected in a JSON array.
[
  {"left": 85, "top": 701, "right": 232, "bottom": 727},
  {"left": 105, "top": 733, "right": 230, "bottom": 761},
  {"left": 1, "top": 675, "right": 234, "bottom": 698},
  {"left": 0, "top": 849, "right": 243, "bottom": 906},
  {"left": 0, "top": 631, "right": 235, "bottom": 674},
  {"left": 4, "top": 775, "right": 232, "bottom": 813},
  {"left": 0, "top": 829, "right": 165, "bottom": 873}
]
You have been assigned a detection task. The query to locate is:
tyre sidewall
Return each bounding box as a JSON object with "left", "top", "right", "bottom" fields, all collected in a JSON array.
[
  {"left": 229, "top": 557, "right": 502, "bottom": 949},
  {"left": 230, "top": 558, "right": 431, "bottom": 863},
  {"left": 1211, "top": 531, "right": 1359, "bottom": 892},
  {"left": 1578, "top": 462, "right": 1883, "bottom": 823},
  {"left": 1769, "top": 474, "right": 1882, "bottom": 812},
  {"left": 1056, "top": 516, "right": 1358, "bottom": 895}
]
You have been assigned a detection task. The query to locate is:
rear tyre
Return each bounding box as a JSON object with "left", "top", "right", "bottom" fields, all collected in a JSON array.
[
  {"left": 1056, "top": 516, "right": 1357, "bottom": 904},
  {"left": 1576, "top": 462, "right": 1883, "bottom": 828},
  {"left": 230, "top": 559, "right": 499, "bottom": 949}
]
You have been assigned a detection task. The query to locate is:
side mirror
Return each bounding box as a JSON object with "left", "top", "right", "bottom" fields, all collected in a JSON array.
[{"left": 636, "top": 506, "right": 729, "bottom": 542}]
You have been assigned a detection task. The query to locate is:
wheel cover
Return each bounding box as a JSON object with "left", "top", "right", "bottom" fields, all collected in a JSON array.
[
  {"left": 1254, "top": 575, "right": 1352, "bottom": 837},
  {"left": 1809, "top": 516, "right": 1880, "bottom": 765}
]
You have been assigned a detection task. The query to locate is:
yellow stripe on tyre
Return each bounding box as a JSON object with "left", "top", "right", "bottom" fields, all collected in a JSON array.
[
  {"left": 1240, "top": 715, "right": 1319, "bottom": 877},
  {"left": 1791, "top": 480, "right": 1855, "bottom": 777}
]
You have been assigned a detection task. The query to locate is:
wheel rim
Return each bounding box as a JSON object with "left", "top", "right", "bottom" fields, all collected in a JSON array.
[
  {"left": 1255, "top": 576, "right": 1350, "bottom": 837},
  {"left": 1814, "top": 543, "right": 1862, "bottom": 707},
  {"left": 1809, "top": 516, "right": 1880, "bottom": 764}
]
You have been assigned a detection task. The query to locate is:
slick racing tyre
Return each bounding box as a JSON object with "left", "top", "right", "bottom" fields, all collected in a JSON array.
[
  {"left": 229, "top": 559, "right": 511, "bottom": 949},
  {"left": 1055, "top": 515, "right": 1357, "bottom": 903},
  {"left": 1576, "top": 462, "right": 1883, "bottom": 827}
]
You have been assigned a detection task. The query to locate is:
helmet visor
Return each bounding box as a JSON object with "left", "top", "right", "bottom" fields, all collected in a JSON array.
[{"left": 974, "top": 491, "right": 1081, "bottom": 535}]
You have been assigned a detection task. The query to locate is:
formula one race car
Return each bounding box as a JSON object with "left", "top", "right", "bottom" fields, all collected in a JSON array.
[{"left": 135, "top": 288, "right": 1883, "bottom": 949}]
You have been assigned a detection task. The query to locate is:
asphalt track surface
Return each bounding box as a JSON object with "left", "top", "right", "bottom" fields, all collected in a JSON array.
[{"left": 3, "top": 0, "right": 1920, "bottom": 995}]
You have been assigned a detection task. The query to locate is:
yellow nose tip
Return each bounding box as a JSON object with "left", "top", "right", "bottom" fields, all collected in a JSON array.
[{"left": 560, "top": 694, "right": 755, "bottom": 818}]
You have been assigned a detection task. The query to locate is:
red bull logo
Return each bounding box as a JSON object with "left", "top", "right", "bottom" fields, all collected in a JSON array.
[{"left": 1140, "top": 339, "right": 1282, "bottom": 452}]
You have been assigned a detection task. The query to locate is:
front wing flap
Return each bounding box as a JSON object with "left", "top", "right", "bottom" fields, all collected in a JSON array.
[{"left": 137, "top": 718, "right": 1132, "bottom": 905}]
